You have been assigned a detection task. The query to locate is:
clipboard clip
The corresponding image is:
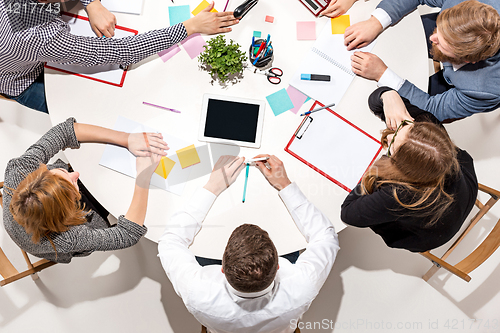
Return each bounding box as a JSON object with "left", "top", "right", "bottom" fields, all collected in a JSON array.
[{"left": 294, "top": 116, "right": 313, "bottom": 140}]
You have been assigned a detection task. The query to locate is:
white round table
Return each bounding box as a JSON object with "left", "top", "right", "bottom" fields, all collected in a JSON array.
[{"left": 45, "top": 0, "right": 428, "bottom": 258}]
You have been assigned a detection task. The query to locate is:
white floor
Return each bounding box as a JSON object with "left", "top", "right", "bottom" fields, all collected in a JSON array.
[{"left": 2, "top": 8, "right": 500, "bottom": 333}]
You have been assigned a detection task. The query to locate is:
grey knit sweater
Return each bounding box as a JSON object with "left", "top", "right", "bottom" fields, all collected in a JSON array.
[{"left": 2, "top": 118, "right": 147, "bottom": 263}]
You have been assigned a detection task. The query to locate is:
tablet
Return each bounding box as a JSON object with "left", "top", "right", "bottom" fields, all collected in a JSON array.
[{"left": 199, "top": 94, "right": 266, "bottom": 148}]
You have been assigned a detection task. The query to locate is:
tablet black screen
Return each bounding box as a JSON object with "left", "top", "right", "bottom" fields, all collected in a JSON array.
[{"left": 204, "top": 99, "right": 260, "bottom": 143}]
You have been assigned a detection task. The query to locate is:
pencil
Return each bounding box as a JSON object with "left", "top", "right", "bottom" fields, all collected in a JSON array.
[{"left": 143, "top": 102, "right": 181, "bottom": 113}]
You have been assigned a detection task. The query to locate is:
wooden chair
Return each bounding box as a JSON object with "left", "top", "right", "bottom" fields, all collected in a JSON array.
[
  {"left": 0, "top": 182, "right": 57, "bottom": 287},
  {"left": 202, "top": 325, "right": 301, "bottom": 332},
  {"left": 420, "top": 183, "right": 500, "bottom": 282}
]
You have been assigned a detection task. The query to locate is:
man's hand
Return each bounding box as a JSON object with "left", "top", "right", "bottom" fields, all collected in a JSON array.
[
  {"left": 254, "top": 155, "right": 291, "bottom": 191},
  {"left": 344, "top": 16, "right": 383, "bottom": 51},
  {"left": 320, "top": 0, "right": 357, "bottom": 18},
  {"left": 204, "top": 155, "right": 245, "bottom": 196},
  {"left": 86, "top": 0, "right": 117, "bottom": 38},
  {"left": 128, "top": 132, "right": 169, "bottom": 157},
  {"left": 183, "top": 2, "right": 239, "bottom": 36},
  {"left": 351, "top": 51, "right": 387, "bottom": 81},
  {"left": 381, "top": 90, "right": 414, "bottom": 130}
]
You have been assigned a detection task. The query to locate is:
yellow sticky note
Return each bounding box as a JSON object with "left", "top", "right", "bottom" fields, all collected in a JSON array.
[
  {"left": 331, "top": 15, "right": 350, "bottom": 34},
  {"left": 154, "top": 157, "right": 176, "bottom": 179},
  {"left": 176, "top": 144, "right": 201, "bottom": 169},
  {"left": 192, "top": 0, "right": 218, "bottom": 16}
]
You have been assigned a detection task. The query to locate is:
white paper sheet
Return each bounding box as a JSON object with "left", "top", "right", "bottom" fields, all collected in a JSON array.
[
  {"left": 286, "top": 107, "right": 381, "bottom": 191},
  {"left": 99, "top": 116, "right": 194, "bottom": 196},
  {"left": 289, "top": 23, "right": 376, "bottom": 107},
  {"left": 45, "top": 14, "right": 136, "bottom": 86},
  {"left": 101, "top": 0, "right": 144, "bottom": 15}
]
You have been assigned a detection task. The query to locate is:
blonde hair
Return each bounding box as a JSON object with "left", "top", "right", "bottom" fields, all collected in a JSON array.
[
  {"left": 9, "top": 165, "right": 87, "bottom": 247},
  {"left": 438, "top": 0, "right": 500, "bottom": 63},
  {"left": 361, "top": 122, "right": 460, "bottom": 226}
]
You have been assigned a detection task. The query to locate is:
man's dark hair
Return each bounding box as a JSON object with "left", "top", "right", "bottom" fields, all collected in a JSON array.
[{"left": 222, "top": 224, "right": 279, "bottom": 293}]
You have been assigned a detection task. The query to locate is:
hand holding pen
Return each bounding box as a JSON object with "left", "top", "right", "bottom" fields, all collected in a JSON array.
[{"left": 253, "top": 155, "right": 292, "bottom": 191}]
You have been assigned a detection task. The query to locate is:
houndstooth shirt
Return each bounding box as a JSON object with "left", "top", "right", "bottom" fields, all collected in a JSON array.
[
  {"left": 2, "top": 118, "right": 148, "bottom": 263},
  {"left": 0, "top": 0, "right": 187, "bottom": 96}
]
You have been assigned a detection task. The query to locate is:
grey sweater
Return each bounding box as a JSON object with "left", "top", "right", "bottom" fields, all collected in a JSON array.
[
  {"left": 377, "top": 0, "right": 500, "bottom": 121},
  {"left": 2, "top": 118, "right": 147, "bottom": 263}
]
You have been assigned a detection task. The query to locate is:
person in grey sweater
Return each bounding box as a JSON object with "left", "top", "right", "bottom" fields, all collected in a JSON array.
[
  {"left": 2, "top": 118, "right": 165, "bottom": 263},
  {"left": 334, "top": 0, "right": 500, "bottom": 122}
]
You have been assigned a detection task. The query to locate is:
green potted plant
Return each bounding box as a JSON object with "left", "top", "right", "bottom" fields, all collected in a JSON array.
[{"left": 198, "top": 35, "right": 247, "bottom": 86}]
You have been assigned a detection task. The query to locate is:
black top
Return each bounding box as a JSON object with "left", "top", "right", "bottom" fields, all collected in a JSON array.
[{"left": 340, "top": 88, "right": 478, "bottom": 252}]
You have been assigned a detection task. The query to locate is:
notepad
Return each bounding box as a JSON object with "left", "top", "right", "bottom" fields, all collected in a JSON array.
[
  {"left": 177, "top": 145, "right": 201, "bottom": 168},
  {"left": 289, "top": 22, "right": 376, "bottom": 107},
  {"left": 99, "top": 116, "right": 193, "bottom": 196},
  {"left": 169, "top": 5, "right": 191, "bottom": 26},
  {"left": 285, "top": 102, "right": 382, "bottom": 191},
  {"left": 266, "top": 89, "right": 294, "bottom": 116},
  {"left": 158, "top": 44, "right": 182, "bottom": 62},
  {"left": 155, "top": 157, "right": 176, "bottom": 179},
  {"left": 101, "top": 0, "right": 143, "bottom": 15},
  {"left": 192, "top": 0, "right": 218, "bottom": 16},
  {"left": 331, "top": 15, "right": 350, "bottom": 34}
]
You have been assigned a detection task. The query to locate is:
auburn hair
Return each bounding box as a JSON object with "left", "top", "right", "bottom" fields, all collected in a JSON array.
[
  {"left": 437, "top": 0, "right": 500, "bottom": 63},
  {"left": 9, "top": 165, "right": 87, "bottom": 246},
  {"left": 361, "top": 122, "right": 460, "bottom": 226},
  {"left": 223, "top": 224, "right": 279, "bottom": 293}
]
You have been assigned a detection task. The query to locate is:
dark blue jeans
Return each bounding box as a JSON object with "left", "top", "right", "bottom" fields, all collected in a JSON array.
[
  {"left": 196, "top": 251, "right": 301, "bottom": 267},
  {"left": 2, "top": 68, "right": 48, "bottom": 113}
]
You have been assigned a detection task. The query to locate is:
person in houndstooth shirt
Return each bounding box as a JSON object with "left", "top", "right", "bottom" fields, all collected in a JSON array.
[{"left": 0, "top": 0, "right": 238, "bottom": 113}]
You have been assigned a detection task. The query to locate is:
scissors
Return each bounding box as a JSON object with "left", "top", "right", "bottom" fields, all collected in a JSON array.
[{"left": 253, "top": 67, "right": 283, "bottom": 84}]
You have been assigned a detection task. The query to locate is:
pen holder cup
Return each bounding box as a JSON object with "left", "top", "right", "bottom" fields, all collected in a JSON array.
[{"left": 249, "top": 39, "right": 273, "bottom": 68}]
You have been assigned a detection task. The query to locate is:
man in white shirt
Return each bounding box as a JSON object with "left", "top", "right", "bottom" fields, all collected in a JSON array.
[{"left": 158, "top": 155, "right": 340, "bottom": 333}]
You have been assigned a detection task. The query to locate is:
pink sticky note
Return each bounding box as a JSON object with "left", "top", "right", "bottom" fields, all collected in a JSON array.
[
  {"left": 180, "top": 33, "right": 207, "bottom": 59},
  {"left": 296, "top": 21, "right": 316, "bottom": 40},
  {"left": 265, "top": 15, "right": 274, "bottom": 23},
  {"left": 287, "top": 85, "right": 308, "bottom": 114},
  {"left": 158, "top": 44, "right": 181, "bottom": 62}
]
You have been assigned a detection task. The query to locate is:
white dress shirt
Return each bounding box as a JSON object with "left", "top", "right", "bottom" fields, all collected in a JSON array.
[{"left": 158, "top": 183, "right": 339, "bottom": 333}]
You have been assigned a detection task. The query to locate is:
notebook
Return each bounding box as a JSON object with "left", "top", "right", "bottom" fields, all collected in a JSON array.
[
  {"left": 289, "top": 21, "right": 376, "bottom": 108},
  {"left": 45, "top": 13, "right": 138, "bottom": 87},
  {"left": 285, "top": 102, "right": 382, "bottom": 192}
]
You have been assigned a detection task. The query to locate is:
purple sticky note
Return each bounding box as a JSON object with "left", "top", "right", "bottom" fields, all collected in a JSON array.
[
  {"left": 296, "top": 21, "right": 316, "bottom": 40},
  {"left": 158, "top": 44, "right": 181, "bottom": 62},
  {"left": 180, "top": 33, "right": 207, "bottom": 59},
  {"left": 287, "top": 85, "right": 308, "bottom": 114}
]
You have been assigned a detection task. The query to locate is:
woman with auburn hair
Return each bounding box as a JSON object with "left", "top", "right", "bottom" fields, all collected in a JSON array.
[
  {"left": 3, "top": 118, "right": 165, "bottom": 263},
  {"left": 341, "top": 87, "right": 478, "bottom": 252}
]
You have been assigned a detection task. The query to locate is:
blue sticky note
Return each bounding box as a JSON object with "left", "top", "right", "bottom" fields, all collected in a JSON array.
[
  {"left": 253, "top": 31, "right": 261, "bottom": 38},
  {"left": 169, "top": 5, "right": 191, "bottom": 26},
  {"left": 266, "top": 89, "right": 295, "bottom": 116},
  {"left": 305, "top": 97, "right": 311, "bottom": 103}
]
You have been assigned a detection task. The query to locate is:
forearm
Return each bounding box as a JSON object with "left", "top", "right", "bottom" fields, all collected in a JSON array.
[
  {"left": 74, "top": 123, "right": 129, "bottom": 147},
  {"left": 124, "top": 182, "right": 150, "bottom": 226}
]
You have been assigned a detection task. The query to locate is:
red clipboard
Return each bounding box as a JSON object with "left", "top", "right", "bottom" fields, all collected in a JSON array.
[
  {"left": 44, "top": 12, "right": 138, "bottom": 87},
  {"left": 285, "top": 102, "right": 382, "bottom": 192},
  {"left": 298, "top": 0, "right": 331, "bottom": 17}
]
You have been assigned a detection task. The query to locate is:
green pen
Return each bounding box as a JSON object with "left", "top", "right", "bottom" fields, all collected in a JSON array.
[{"left": 242, "top": 164, "right": 250, "bottom": 203}]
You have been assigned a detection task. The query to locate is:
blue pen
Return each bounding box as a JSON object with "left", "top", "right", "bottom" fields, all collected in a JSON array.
[
  {"left": 300, "top": 102, "right": 336, "bottom": 116},
  {"left": 242, "top": 163, "right": 250, "bottom": 203}
]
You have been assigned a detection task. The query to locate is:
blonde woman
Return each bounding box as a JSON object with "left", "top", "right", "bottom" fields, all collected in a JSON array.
[{"left": 3, "top": 118, "right": 165, "bottom": 263}]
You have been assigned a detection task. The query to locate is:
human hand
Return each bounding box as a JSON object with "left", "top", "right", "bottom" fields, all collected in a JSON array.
[
  {"left": 344, "top": 16, "right": 383, "bottom": 51},
  {"left": 128, "top": 132, "right": 169, "bottom": 157},
  {"left": 183, "top": 2, "right": 239, "bottom": 36},
  {"left": 204, "top": 155, "right": 245, "bottom": 196},
  {"left": 254, "top": 155, "right": 291, "bottom": 191},
  {"left": 320, "top": 0, "right": 357, "bottom": 18},
  {"left": 86, "top": 0, "right": 117, "bottom": 38},
  {"left": 351, "top": 51, "right": 387, "bottom": 81},
  {"left": 135, "top": 153, "right": 162, "bottom": 187},
  {"left": 380, "top": 90, "right": 414, "bottom": 130}
]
